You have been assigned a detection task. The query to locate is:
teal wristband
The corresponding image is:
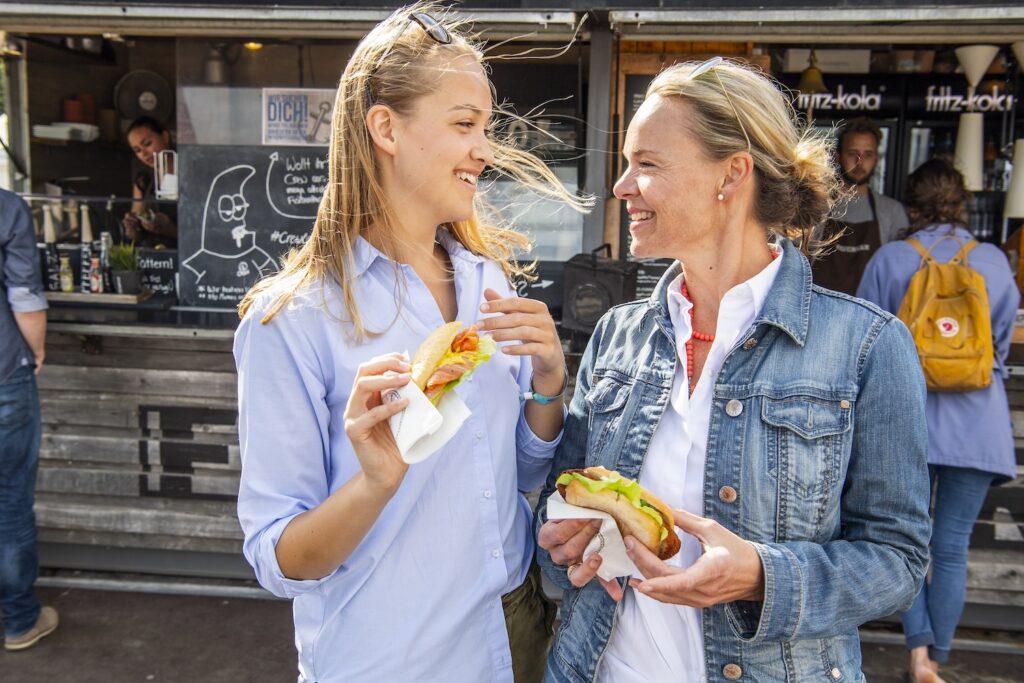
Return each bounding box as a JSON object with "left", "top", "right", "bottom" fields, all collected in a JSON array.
[{"left": 522, "top": 370, "right": 569, "bottom": 405}]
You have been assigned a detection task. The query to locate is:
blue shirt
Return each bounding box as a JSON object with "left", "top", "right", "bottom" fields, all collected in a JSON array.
[
  {"left": 0, "top": 190, "right": 47, "bottom": 384},
  {"left": 858, "top": 225, "right": 1018, "bottom": 482},
  {"left": 234, "top": 229, "right": 561, "bottom": 683}
]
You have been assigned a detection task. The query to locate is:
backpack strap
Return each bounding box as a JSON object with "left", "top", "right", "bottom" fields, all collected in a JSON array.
[
  {"left": 906, "top": 238, "right": 932, "bottom": 265},
  {"left": 950, "top": 239, "right": 979, "bottom": 266}
]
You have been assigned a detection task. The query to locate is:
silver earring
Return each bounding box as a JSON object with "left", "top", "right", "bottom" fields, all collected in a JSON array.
[{"left": 717, "top": 192, "right": 725, "bottom": 201}]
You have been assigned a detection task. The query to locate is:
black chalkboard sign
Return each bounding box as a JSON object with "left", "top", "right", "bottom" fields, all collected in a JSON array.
[
  {"left": 137, "top": 248, "right": 178, "bottom": 297},
  {"left": 177, "top": 144, "right": 326, "bottom": 307}
]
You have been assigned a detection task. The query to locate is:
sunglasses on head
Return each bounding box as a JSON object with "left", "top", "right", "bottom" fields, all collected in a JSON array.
[
  {"left": 687, "top": 56, "right": 752, "bottom": 152},
  {"left": 367, "top": 12, "right": 452, "bottom": 107},
  {"left": 408, "top": 12, "right": 452, "bottom": 44}
]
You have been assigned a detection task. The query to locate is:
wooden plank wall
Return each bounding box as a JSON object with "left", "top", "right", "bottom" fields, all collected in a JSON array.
[
  {"left": 33, "top": 328, "right": 1024, "bottom": 613},
  {"left": 36, "top": 330, "right": 243, "bottom": 558}
]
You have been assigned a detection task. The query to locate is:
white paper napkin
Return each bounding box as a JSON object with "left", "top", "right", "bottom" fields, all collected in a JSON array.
[
  {"left": 545, "top": 490, "right": 638, "bottom": 580},
  {"left": 384, "top": 376, "right": 471, "bottom": 465}
]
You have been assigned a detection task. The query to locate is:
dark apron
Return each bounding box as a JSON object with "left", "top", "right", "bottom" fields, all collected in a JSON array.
[{"left": 812, "top": 191, "right": 881, "bottom": 296}]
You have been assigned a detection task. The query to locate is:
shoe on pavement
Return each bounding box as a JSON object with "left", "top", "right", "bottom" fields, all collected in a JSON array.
[{"left": 4, "top": 606, "right": 59, "bottom": 651}]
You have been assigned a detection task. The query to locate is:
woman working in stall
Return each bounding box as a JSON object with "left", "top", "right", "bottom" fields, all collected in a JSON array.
[
  {"left": 233, "top": 4, "right": 586, "bottom": 682},
  {"left": 122, "top": 116, "right": 177, "bottom": 247},
  {"left": 535, "top": 58, "right": 932, "bottom": 682}
]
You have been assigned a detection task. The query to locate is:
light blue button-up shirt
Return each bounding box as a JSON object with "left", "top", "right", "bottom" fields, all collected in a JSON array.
[{"left": 234, "top": 230, "right": 561, "bottom": 682}]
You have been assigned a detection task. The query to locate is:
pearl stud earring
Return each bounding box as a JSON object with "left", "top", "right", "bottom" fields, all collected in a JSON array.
[{"left": 717, "top": 192, "right": 725, "bottom": 201}]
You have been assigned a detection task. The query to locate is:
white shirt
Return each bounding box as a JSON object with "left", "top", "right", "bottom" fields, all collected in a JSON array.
[{"left": 598, "top": 247, "right": 783, "bottom": 683}]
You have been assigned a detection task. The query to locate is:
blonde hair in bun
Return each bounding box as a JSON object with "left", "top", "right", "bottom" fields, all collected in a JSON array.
[{"left": 646, "top": 59, "right": 842, "bottom": 257}]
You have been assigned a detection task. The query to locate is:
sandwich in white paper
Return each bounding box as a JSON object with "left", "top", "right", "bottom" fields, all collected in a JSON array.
[
  {"left": 384, "top": 322, "right": 495, "bottom": 464},
  {"left": 545, "top": 491, "right": 638, "bottom": 581},
  {"left": 546, "top": 467, "right": 682, "bottom": 580},
  {"left": 385, "top": 379, "right": 470, "bottom": 464}
]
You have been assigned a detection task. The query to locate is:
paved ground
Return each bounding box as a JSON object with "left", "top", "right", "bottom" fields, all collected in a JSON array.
[{"left": 3, "top": 584, "right": 1021, "bottom": 682}]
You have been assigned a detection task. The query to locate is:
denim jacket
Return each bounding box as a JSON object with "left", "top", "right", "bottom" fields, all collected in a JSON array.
[{"left": 537, "top": 240, "right": 931, "bottom": 683}]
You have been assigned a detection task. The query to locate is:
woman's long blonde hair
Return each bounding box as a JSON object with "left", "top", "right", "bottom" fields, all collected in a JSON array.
[
  {"left": 239, "top": 2, "right": 588, "bottom": 337},
  {"left": 646, "top": 60, "right": 842, "bottom": 257}
]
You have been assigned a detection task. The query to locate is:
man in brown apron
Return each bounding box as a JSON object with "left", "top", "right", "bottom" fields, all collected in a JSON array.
[
  {"left": 813, "top": 117, "right": 908, "bottom": 295},
  {"left": 813, "top": 192, "right": 881, "bottom": 295}
]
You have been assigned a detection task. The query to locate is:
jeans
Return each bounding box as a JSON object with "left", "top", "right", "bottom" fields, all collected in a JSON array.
[
  {"left": 902, "top": 464, "right": 996, "bottom": 663},
  {"left": 0, "top": 364, "right": 42, "bottom": 637}
]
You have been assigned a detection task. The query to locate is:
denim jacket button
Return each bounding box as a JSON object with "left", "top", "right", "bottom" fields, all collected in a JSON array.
[
  {"left": 742, "top": 337, "right": 758, "bottom": 350},
  {"left": 840, "top": 399, "right": 851, "bottom": 409},
  {"left": 725, "top": 399, "right": 743, "bottom": 417},
  {"left": 723, "top": 663, "right": 743, "bottom": 680},
  {"left": 831, "top": 667, "right": 841, "bottom": 678},
  {"left": 719, "top": 486, "right": 738, "bottom": 503}
]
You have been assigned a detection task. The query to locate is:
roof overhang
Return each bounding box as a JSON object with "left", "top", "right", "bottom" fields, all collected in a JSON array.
[
  {"left": 0, "top": 3, "right": 582, "bottom": 41},
  {"left": 610, "top": 6, "right": 1024, "bottom": 44}
]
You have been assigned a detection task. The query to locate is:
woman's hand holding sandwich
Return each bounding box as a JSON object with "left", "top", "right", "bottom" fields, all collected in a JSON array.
[
  {"left": 538, "top": 519, "right": 624, "bottom": 601},
  {"left": 478, "top": 287, "right": 565, "bottom": 441},
  {"left": 343, "top": 353, "right": 414, "bottom": 494},
  {"left": 625, "top": 508, "right": 765, "bottom": 608}
]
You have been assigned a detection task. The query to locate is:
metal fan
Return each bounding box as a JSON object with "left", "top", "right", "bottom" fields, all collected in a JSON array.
[{"left": 113, "top": 70, "right": 174, "bottom": 123}]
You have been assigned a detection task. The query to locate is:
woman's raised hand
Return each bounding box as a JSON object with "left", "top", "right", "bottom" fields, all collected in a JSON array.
[
  {"left": 625, "top": 508, "right": 765, "bottom": 607},
  {"left": 343, "top": 353, "right": 413, "bottom": 495},
  {"left": 478, "top": 287, "right": 564, "bottom": 391}
]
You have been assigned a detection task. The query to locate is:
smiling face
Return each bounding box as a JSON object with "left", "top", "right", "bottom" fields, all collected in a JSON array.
[
  {"left": 388, "top": 54, "right": 495, "bottom": 226},
  {"left": 614, "top": 95, "right": 724, "bottom": 260},
  {"left": 127, "top": 125, "right": 171, "bottom": 168}
]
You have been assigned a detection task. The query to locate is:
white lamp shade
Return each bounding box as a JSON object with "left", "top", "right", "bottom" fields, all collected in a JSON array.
[
  {"left": 955, "top": 45, "right": 999, "bottom": 88},
  {"left": 954, "top": 112, "right": 985, "bottom": 192},
  {"left": 1013, "top": 41, "right": 1024, "bottom": 68},
  {"left": 1005, "top": 140, "right": 1024, "bottom": 219}
]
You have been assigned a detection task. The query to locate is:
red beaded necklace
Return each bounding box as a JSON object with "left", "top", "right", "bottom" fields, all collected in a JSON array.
[
  {"left": 681, "top": 249, "right": 779, "bottom": 392},
  {"left": 680, "top": 281, "right": 714, "bottom": 393}
]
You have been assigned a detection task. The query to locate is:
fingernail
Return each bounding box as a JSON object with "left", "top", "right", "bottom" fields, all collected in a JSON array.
[
  {"left": 624, "top": 538, "right": 634, "bottom": 551},
  {"left": 638, "top": 584, "right": 651, "bottom": 594},
  {"left": 590, "top": 520, "right": 602, "bottom": 530},
  {"left": 480, "top": 303, "right": 490, "bottom": 312},
  {"left": 587, "top": 556, "right": 599, "bottom": 567}
]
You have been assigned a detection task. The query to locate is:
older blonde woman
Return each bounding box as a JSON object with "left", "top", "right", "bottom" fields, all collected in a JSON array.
[{"left": 536, "top": 58, "right": 932, "bottom": 683}]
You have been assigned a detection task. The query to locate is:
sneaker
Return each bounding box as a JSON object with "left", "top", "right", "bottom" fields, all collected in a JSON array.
[{"left": 4, "top": 606, "right": 59, "bottom": 651}]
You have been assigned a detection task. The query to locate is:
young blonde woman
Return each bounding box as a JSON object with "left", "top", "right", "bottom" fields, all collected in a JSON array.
[
  {"left": 234, "top": 5, "right": 584, "bottom": 682},
  {"left": 536, "top": 59, "right": 932, "bottom": 682}
]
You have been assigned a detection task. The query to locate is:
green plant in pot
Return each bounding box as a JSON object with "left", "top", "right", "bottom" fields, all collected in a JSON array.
[{"left": 109, "top": 242, "right": 142, "bottom": 295}]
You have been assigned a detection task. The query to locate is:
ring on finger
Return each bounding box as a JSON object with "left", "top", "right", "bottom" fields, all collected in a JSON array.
[{"left": 566, "top": 562, "right": 582, "bottom": 581}]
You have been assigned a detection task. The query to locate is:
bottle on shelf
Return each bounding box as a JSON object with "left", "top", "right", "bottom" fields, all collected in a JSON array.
[
  {"left": 42, "top": 205, "right": 61, "bottom": 292},
  {"left": 58, "top": 255, "right": 74, "bottom": 293},
  {"left": 79, "top": 203, "right": 94, "bottom": 294},
  {"left": 89, "top": 257, "right": 103, "bottom": 293},
  {"left": 99, "top": 231, "right": 113, "bottom": 293}
]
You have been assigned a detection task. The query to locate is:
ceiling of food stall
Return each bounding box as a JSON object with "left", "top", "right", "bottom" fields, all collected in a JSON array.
[
  {"left": 609, "top": 6, "right": 1024, "bottom": 44},
  {"left": 0, "top": 3, "right": 583, "bottom": 41}
]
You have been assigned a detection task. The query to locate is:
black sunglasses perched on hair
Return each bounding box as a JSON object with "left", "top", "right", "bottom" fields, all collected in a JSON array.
[
  {"left": 367, "top": 12, "right": 452, "bottom": 106},
  {"left": 408, "top": 11, "right": 452, "bottom": 44}
]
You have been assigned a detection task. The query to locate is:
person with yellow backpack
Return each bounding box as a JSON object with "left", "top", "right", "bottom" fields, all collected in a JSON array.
[{"left": 858, "top": 158, "right": 1019, "bottom": 683}]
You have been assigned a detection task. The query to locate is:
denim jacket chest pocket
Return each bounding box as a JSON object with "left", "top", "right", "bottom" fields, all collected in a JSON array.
[
  {"left": 584, "top": 374, "right": 633, "bottom": 468},
  {"left": 760, "top": 395, "right": 852, "bottom": 500}
]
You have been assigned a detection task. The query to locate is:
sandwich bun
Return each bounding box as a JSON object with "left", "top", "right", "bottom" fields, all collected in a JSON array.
[
  {"left": 557, "top": 466, "right": 681, "bottom": 560},
  {"left": 411, "top": 321, "right": 464, "bottom": 392}
]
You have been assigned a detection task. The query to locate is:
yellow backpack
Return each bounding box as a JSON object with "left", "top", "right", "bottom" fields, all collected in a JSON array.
[{"left": 896, "top": 237, "right": 993, "bottom": 392}]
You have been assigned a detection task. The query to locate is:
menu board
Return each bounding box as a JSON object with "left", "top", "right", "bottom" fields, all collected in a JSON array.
[{"left": 177, "top": 144, "right": 326, "bottom": 307}]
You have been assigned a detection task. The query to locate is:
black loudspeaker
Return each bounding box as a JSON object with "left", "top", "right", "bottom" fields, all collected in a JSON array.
[{"left": 561, "top": 244, "right": 639, "bottom": 333}]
